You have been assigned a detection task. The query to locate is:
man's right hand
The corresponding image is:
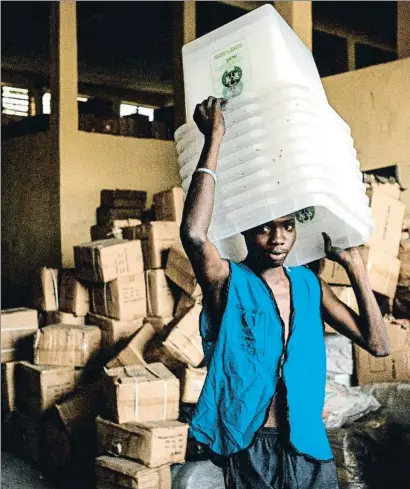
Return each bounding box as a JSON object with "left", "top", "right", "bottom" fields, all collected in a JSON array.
[{"left": 193, "top": 96, "right": 227, "bottom": 139}]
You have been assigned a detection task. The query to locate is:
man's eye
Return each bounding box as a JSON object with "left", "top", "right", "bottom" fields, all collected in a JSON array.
[{"left": 285, "top": 225, "right": 295, "bottom": 232}]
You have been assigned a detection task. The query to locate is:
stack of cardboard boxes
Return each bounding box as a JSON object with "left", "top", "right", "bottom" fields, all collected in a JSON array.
[
  {"left": 321, "top": 182, "right": 410, "bottom": 385},
  {"left": 1, "top": 186, "right": 206, "bottom": 489}
]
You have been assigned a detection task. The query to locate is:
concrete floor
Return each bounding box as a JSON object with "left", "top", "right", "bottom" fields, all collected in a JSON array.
[{"left": 1, "top": 452, "right": 55, "bottom": 489}]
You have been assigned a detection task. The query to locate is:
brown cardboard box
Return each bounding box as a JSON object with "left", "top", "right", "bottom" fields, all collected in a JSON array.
[
  {"left": 324, "top": 287, "right": 359, "bottom": 333},
  {"left": 92, "top": 273, "right": 147, "bottom": 320},
  {"left": 74, "top": 239, "right": 144, "bottom": 283},
  {"left": 143, "top": 316, "right": 173, "bottom": 333},
  {"left": 153, "top": 187, "right": 184, "bottom": 225},
  {"left": 103, "top": 362, "right": 179, "bottom": 424},
  {"left": 146, "top": 270, "right": 175, "bottom": 318},
  {"left": 16, "top": 361, "right": 78, "bottom": 417},
  {"left": 53, "top": 381, "right": 104, "bottom": 433},
  {"left": 101, "top": 189, "right": 147, "bottom": 210},
  {"left": 30, "top": 267, "right": 59, "bottom": 311},
  {"left": 91, "top": 224, "right": 124, "bottom": 241},
  {"left": 366, "top": 186, "right": 406, "bottom": 256},
  {"left": 42, "top": 310, "right": 86, "bottom": 326},
  {"left": 97, "top": 207, "right": 143, "bottom": 226},
  {"left": 88, "top": 312, "right": 144, "bottom": 350},
  {"left": 181, "top": 366, "right": 207, "bottom": 404},
  {"left": 355, "top": 320, "right": 410, "bottom": 385},
  {"left": 398, "top": 238, "right": 410, "bottom": 287},
  {"left": 95, "top": 456, "right": 160, "bottom": 489},
  {"left": 1, "top": 308, "right": 39, "bottom": 363},
  {"left": 107, "top": 323, "right": 157, "bottom": 368},
  {"left": 174, "top": 292, "right": 202, "bottom": 319},
  {"left": 97, "top": 417, "right": 189, "bottom": 468},
  {"left": 320, "top": 247, "right": 401, "bottom": 298},
  {"left": 366, "top": 182, "right": 402, "bottom": 201},
  {"left": 163, "top": 305, "right": 204, "bottom": 367},
  {"left": 123, "top": 222, "right": 180, "bottom": 270},
  {"left": 34, "top": 324, "right": 101, "bottom": 367},
  {"left": 1, "top": 361, "right": 18, "bottom": 414},
  {"left": 13, "top": 411, "right": 40, "bottom": 464},
  {"left": 60, "top": 270, "right": 90, "bottom": 317},
  {"left": 165, "top": 244, "right": 201, "bottom": 298}
]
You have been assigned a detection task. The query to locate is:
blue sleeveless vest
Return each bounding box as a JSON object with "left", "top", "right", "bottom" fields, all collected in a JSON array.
[{"left": 190, "top": 261, "right": 333, "bottom": 461}]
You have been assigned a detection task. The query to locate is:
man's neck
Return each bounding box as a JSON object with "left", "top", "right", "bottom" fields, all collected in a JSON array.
[{"left": 243, "top": 256, "right": 286, "bottom": 283}]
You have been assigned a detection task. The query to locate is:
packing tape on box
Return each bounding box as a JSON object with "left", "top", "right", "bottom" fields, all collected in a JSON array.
[
  {"left": 49, "top": 268, "right": 59, "bottom": 310},
  {"left": 2, "top": 325, "right": 38, "bottom": 332},
  {"left": 145, "top": 364, "right": 168, "bottom": 420}
]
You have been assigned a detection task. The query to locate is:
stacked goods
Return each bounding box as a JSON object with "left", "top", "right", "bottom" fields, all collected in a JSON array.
[
  {"left": 91, "top": 189, "right": 146, "bottom": 241},
  {"left": 153, "top": 187, "right": 185, "bottom": 225},
  {"left": 321, "top": 182, "right": 405, "bottom": 299},
  {"left": 394, "top": 222, "right": 410, "bottom": 319},
  {"left": 325, "top": 334, "right": 354, "bottom": 387},
  {"left": 1, "top": 186, "right": 201, "bottom": 488},
  {"left": 355, "top": 317, "right": 410, "bottom": 384},
  {"left": 1, "top": 308, "right": 38, "bottom": 362}
]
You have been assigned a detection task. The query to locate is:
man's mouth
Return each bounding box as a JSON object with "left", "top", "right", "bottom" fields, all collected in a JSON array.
[{"left": 267, "top": 250, "right": 287, "bottom": 259}]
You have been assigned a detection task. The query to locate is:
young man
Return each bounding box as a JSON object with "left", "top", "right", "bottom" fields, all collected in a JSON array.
[{"left": 180, "top": 96, "right": 391, "bottom": 489}]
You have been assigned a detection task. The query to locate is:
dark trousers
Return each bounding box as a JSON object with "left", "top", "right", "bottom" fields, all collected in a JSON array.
[{"left": 223, "top": 428, "right": 339, "bottom": 489}]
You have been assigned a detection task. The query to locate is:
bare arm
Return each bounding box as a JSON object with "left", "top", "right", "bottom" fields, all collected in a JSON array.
[
  {"left": 320, "top": 234, "right": 391, "bottom": 357},
  {"left": 180, "top": 97, "right": 230, "bottom": 294}
]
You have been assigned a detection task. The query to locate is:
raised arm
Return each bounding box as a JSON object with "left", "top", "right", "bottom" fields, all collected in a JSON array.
[
  {"left": 320, "top": 233, "right": 391, "bottom": 357},
  {"left": 180, "top": 97, "right": 230, "bottom": 293}
]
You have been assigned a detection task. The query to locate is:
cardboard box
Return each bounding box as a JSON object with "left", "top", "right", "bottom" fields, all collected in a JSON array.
[
  {"left": 163, "top": 305, "right": 204, "bottom": 367},
  {"left": 34, "top": 324, "right": 101, "bottom": 367},
  {"left": 74, "top": 239, "right": 144, "bottom": 283},
  {"left": 41, "top": 310, "right": 86, "bottom": 326},
  {"left": 53, "top": 381, "right": 104, "bottom": 434},
  {"left": 97, "top": 417, "right": 189, "bottom": 468},
  {"left": 1, "top": 361, "right": 18, "bottom": 414},
  {"left": 181, "top": 367, "right": 207, "bottom": 404},
  {"left": 366, "top": 186, "right": 405, "bottom": 256},
  {"left": 16, "top": 361, "right": 78, "bottom": 417},
  {"left": 30, "top": 267, "right": 59, "bottom": 311},
  {"left": 1, "top": 308, "right": 39, "bottom": 363},
  {"left": 165, "top": 245, "right": 202, "bottom": 297},
  {"left": 97, "top": 207, "right": 143, "bottom": 226},
  {"left": 146, "top": 270, "right": 175, "bottom": 318},
  {"left": 143, "top": 316, "right": 173, "bottom": 333},
  {"left": 95, "top": 456, "right": 160, "bottom": 489},
  {"left": 13, "top": 411, "right": 40, "bottom": 464},
  {"left": 60, "top": 270, "right": 90, "bottom": 316},
  {"left": 88, "top": 313, "right": 144, "bottom": 350},
  {"left": 107, "top": 323, "right": 157, "bottom": 368},
  {"left": 92, "top": 273, "right": 147, "bottom": 320},
  {"left": 366, "top": 182, "right": 402, "bottom": 201},
  {"left": 123, "top": 222, "right": 180, "bottom": 270},
  {"left": 174, "top": 292, "right": 202, "bottom": 319},
  {"left": 355, "top": 320, "right": 410, "bottom": 385},
  {"left": 91, "top": 220, "right": 142, "bottom": 241},
  {"left": 103, "top": 362, "right": 179, "bottom": 424},
  {"left": 153, "top": 187, "right": 184, "bottom": 225},
  {"left": 320, "top": 247, "right": 401, "bottom": 298},
  {"left": 324, "top": 287, "right": 359, "bottom": 334},
  {"left": 101, "top": 189, "right": 147, "bottom": 210},
  {"left": 398, "top": 238, "right": 410, "bottom": 287}
]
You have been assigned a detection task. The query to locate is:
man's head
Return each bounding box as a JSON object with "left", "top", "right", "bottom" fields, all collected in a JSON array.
[{"left": 242, "top": 214, "right": 296, "bottom": 268}]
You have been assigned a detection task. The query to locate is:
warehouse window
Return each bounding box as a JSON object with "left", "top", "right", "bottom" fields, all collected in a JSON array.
[
  {"left": 42, "top": 93, "right": 89, "bottom": 114},
  {"left": 1, "top": 85, "right": 29, "bottom": 116},
  {"left": 120, "top": 103, "right": 154, "bottom": 121}
]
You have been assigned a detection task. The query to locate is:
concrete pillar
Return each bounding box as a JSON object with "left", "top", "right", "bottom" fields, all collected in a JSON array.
[
  {"left": 397, "top": 1, "right": 410, "bottom": 58},
  {"left": 173, "top": 1, "right": 196, "bottom": 131},
  {"left": 50, "top": 0, "right": 79, "bottom": 267},
  {"left": 275, "top": 1, "right": 312, "bottom": 51}
]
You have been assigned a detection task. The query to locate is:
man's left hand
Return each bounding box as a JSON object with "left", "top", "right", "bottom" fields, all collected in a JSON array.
[{"left": 322, "top": 232, "right": 361, "bottom": 266}]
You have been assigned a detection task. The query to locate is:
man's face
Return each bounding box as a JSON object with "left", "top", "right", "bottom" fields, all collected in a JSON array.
[{"left": 243, "top": 214, "right": 296, "bottom": 267}]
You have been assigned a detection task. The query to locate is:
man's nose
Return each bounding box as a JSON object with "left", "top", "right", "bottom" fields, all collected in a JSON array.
[{"left": 269, "top": 228, "right": 285, "bottom": 246}]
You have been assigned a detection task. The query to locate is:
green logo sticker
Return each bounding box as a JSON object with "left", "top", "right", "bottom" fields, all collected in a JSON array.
[{"left": 295, "top": 207, "right": 315, "bottom": 224}]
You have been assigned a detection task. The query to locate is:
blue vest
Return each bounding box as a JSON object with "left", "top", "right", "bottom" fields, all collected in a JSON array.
[{"left": 190, "top": 261, "right": 333, "bottom": 461}]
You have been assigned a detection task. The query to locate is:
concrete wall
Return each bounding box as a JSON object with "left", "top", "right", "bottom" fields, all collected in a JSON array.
[
  {"left": 323, "top": 58, "right": 410, "bottom": 174},
  {"left": 1, "top": 131, "right": 61, "bottom": 307},
  {"left": 60, "top": 132, "right": 180, "bottom": 267}
]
